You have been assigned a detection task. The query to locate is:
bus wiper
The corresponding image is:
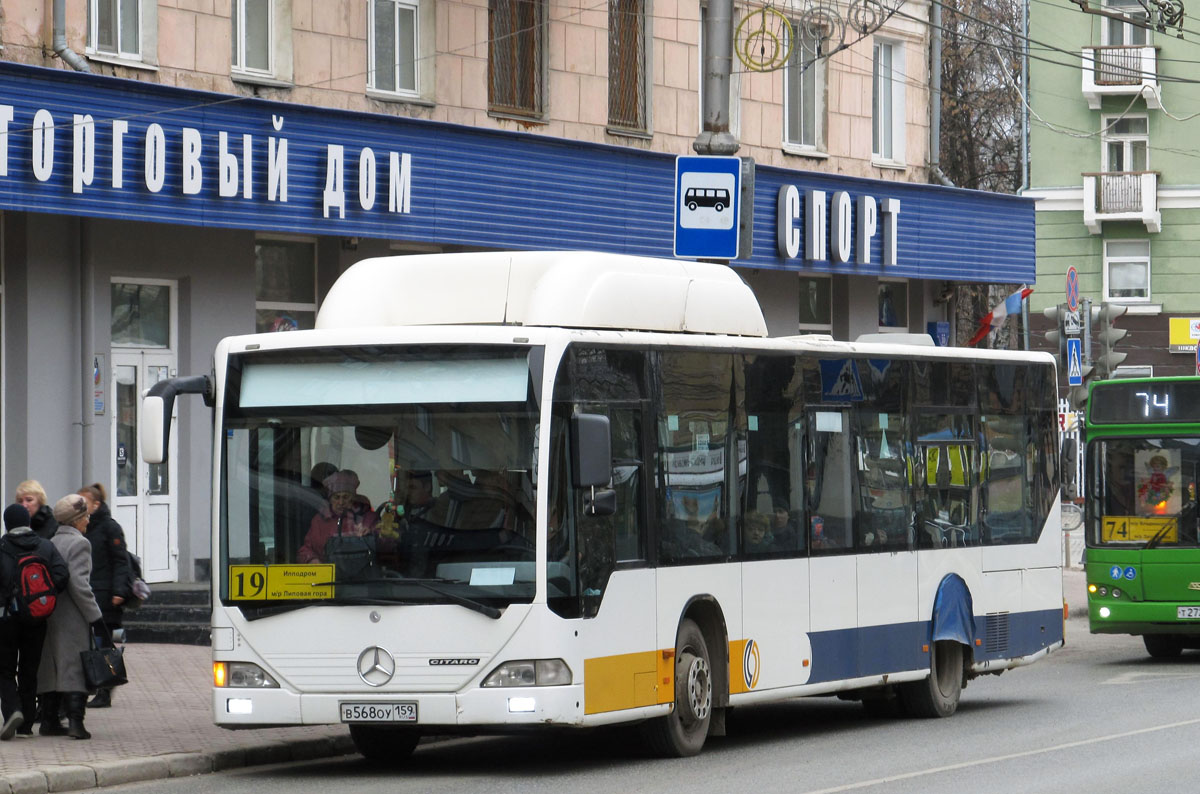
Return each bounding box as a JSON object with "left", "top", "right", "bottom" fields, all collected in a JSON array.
[
  {"left": 311, "top": 575, "right": 503, "bottom": 619},
  {"left": 1144, "top": 526, "right": 1172, "bottom": 550},
  {"left": 401, "top": 579, "right": 503, "bottom": 619},
  {"left": 238, "top": 602, "right": 318, "bottom": 621}
]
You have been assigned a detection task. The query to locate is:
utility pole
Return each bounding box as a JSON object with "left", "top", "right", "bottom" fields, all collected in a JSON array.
[
  {"left": 691, "top": 0, "right": 754, "bottom": 259},
  {"left": 693, "top": 0, "right": 739, "bottom": 156}
]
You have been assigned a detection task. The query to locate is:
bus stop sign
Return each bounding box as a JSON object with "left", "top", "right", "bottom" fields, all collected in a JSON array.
[{"left": 674, "top": 156, "right": 742, "bottom": 259}]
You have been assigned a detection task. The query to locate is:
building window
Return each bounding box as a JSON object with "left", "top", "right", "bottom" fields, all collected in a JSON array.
[
  {"left": 872, "top": 40, "right": 904, "bottom": 163},
  {"left": 1104, "top": 0, "right": 1148, "bottom": 45},
  {"left": 1103, "top": 116, "right": 1148, "bottom": 172},
  {"left": 798, "top": 277, "right": 832, "bottom": 330},
  {"left": 1105, "top": 239, "right": 1150, "bottom": 302},
  {"left": 608, "top": 0, "right": 647, "bottom": 132},
  {"left": 879, "top": 281, "right": 908, "bottom": 329},
  {"left": 370, "top": 0, "right": 419, "bottom": 96},
  {"left": 255, "top": 239, "right": 317, "bottom": 332},
  {"left": 232, "top": 0, "right": 273, "bottom": 75},
  {"left": 699, "top": 4, "right": 740, "bottom": 136},
  {"left": 784, "top": 23, "right": 824, "bottom": 150},
  {"left": 489, "top": 0, "right": 546, "bottom": 118},
  {"left": 88, "top": 0, "right": 141, "bottom": 59},
  {"left": 112, "top": 282, "right": 171, "bottom": 347}
]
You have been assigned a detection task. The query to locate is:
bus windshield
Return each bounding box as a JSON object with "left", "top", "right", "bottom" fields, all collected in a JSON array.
[
  {"left": 220, "top": 345, "right": 541, "bottom": 614},
  {"left": 1088, "top": 436, "right": 1200, "bottom": 548}
]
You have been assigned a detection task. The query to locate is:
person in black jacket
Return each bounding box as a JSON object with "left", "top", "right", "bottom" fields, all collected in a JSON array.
[
  {"left": 0, "top": 504, "right": 69, "bottom": 739},
  {"left": 77, "top": 483, "right": 130, "bottom": 709},
  {"left": 15, "top": 480, "right": 58, "bottom": 540}
]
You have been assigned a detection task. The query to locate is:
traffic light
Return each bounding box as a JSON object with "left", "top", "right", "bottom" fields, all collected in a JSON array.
[
  {"left": 1095, "top": 302, "right": 1129, "bottom": 379},
  {"left": 1068, "top": 366, "right": 1093, "bottom": 412},
  {"left": 1043, "top": 303, "right": 1067, "bottom": 362}
]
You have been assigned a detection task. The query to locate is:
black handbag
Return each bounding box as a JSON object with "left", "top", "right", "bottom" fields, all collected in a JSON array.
[
  {"left": 324, "top": 534, "right": 377, "bottom": 581},
  {"left": 80, "top": 634, "right": 128, "bottom": 690}
]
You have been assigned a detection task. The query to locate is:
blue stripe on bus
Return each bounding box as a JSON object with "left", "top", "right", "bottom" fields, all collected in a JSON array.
[{"left": 806, "top": 608, "right": 1063, "bottom": 683}]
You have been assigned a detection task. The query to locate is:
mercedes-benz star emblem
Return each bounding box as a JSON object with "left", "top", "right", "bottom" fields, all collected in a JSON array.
[{"left": 356, "top": 646, "right": 395, "bottom": 687}]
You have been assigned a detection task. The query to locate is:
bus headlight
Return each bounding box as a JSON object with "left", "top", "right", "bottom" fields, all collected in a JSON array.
[
  {"left": 1112, "top": 588, "right": 1121, "bottom": 599},
  {"left": 214, "top": 661, "right": 279, "bottom": 688},
  {"left": 482, "top": 659, "right": 572, "bottom": 687}
]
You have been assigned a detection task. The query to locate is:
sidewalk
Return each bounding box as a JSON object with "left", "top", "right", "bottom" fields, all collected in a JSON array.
[{"left": 0, "top": 644, "right": 353, "bottom": 794}]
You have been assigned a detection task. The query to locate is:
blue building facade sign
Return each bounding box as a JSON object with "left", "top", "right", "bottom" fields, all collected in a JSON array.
[{"left": 0, "top": 62, "right": 1034, "bottom": 284}]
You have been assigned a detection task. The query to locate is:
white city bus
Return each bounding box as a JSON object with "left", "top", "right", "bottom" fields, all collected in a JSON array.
[{"left": 143, "top": 251, "right": 1064, "bottom": 760}]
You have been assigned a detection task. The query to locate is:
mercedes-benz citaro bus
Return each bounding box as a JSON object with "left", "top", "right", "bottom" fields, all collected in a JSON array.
[
  {"left": 141, "top": 251, "right": 1064, "bottom": 762},
  {"left": 1084, "top": 376, "right": 1200, "bottom": 657}
]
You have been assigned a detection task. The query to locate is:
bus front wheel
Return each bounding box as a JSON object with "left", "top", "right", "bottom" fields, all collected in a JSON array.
[
  {"left": 349, "top": 725, "right": 420, "bottom": 763},
  {"left": 899, "top": 640, "right": 963, "bottom": 718},
  {"left": 641, "top": 618, "right": 712, "bottom": 757},
  {"left": 1144, "top": 634, "right": 1184, "bottom": 658}
]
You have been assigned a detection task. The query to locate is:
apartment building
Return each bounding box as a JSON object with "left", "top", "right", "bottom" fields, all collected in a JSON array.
[
  {"left": 1025, "top": 0, "right": 1200, "bottom": 380},
  {"left": 0, "top": 1, "right": 1034, "bottom": 582}
]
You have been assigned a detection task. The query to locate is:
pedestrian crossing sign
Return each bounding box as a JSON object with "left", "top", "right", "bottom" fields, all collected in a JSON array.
[
  {"left": 819, "top": 359, "right": 864, "bottom": 401},
  {"left": 1067, "top": 338, "right": 1083, "bottom": 386}
]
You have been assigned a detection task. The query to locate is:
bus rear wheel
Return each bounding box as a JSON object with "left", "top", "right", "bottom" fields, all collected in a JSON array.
[
  {"left": 641, "top": 618, "right": 712, "bottom": 757},
  {"left": 349, "top": 725, "right": 420, "bottom": 763},
  {"left": 899, "top": 640, "right": 963, "bottom": 718},
  {"left": 1144, "top": 634, "right": 1184, "bottom": 658}
]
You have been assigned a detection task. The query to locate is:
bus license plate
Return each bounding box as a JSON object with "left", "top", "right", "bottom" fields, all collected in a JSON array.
[
  {"left": 1178, "top": 607, "right": 1200, "bottom": 619},
  {"left": 340, "top": 702, "right": 418, "bottom": 723}
]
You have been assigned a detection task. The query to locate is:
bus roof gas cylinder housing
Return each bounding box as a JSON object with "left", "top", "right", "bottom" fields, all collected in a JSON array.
[{"left": 315, "top": 251, "right": 768, "bottom": 337}]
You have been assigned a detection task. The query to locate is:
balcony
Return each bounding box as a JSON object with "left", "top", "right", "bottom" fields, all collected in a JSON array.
[
  {"left": 1082, "top": 46, "right": 1160, "bottom": 109},
  {"left": 1082, "top": 171, "right": 1161, "bottom": 234}
]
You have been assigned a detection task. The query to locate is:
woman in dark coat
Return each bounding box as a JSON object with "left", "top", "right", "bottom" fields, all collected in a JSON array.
[
  {"left": 77, "top": 483, "right": 130, "bottom": 708},
  {"left": 15, "top": 480, "right": 58, "bottom": 540},
  {"left": 38, "top": 495, "right": 103, "bottom": 740}
]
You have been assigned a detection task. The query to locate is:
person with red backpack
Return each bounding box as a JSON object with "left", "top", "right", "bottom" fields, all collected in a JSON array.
[{"left": 0, "top": 503, "right": 68, "bottom": 740}]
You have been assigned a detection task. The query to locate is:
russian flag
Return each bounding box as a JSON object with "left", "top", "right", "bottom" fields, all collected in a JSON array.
[{"left": 966, "top": 287, "right": 1033, "bottom": 347}]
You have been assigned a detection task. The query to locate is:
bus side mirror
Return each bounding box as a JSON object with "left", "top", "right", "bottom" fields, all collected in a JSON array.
[
  {"left": 570, "top": 413, "right": 612, "bottom": 488},
  {"left": 142, "top": 394, "right": 167, "bottom": 464},
  {"left": 141, "top": 375, "right": 213, "bottom": 464}
]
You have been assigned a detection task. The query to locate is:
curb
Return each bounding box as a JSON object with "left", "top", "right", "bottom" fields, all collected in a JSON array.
[{"left": 0, "top": 734, "right": 356, "bottom": 794}]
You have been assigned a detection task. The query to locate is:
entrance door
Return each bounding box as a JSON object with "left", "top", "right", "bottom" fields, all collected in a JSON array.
[
  {"left": 110, "top": 278, "right": 179, "bottom": 584},
  {"left": 112, "top": 352, "right": 178, "bottom": 583}
]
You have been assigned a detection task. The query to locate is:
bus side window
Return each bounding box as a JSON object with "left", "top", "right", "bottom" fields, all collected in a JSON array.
[
  {"left": 852, "top": 358, "right": 910, "bottom": 553},
  {"left": 807, "top": 409, "right": 854, "bottom": 553},
  {"left": 657, "top": 351, "right": 734, "bottom": 564},
  {"left": 741, "top": 353, "right": 804, "bottom": 557}
]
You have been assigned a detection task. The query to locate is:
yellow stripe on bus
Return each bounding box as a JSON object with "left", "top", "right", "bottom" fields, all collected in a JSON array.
[
  {"left": 583, "top": 649, "right": 675, "bottom": 714},
  {"left": 585, "top": 640, "right": 759, "bottom": 714}
]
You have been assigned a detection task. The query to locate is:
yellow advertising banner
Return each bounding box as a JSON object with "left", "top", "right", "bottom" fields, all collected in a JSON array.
[
  {"left": 1100, "top": 516, "right": 1178, "bottom": 543},
  {"left": 1168, "top": 317, "right": 1200, "bottom": 353},
  {"left": 227, "top": 564, "right": 335, "bottom": 600}
]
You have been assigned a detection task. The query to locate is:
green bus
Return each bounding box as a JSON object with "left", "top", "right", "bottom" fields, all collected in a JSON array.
[{"left": 1085, "top": 377, "right": 1200, "bottom": 657}]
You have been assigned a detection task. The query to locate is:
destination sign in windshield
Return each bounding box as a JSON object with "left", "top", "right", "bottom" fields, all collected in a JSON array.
[{"left": 1090, "top": 380, "right": 1200, "bottom": 425}]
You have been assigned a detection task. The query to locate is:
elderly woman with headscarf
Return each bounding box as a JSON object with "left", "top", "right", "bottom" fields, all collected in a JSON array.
[
  {"left": 37, "top": 494, "right": 103, "bottom": 740},
  {"left": 297, "top": 470, "right": 378, "bottom": 563}
]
